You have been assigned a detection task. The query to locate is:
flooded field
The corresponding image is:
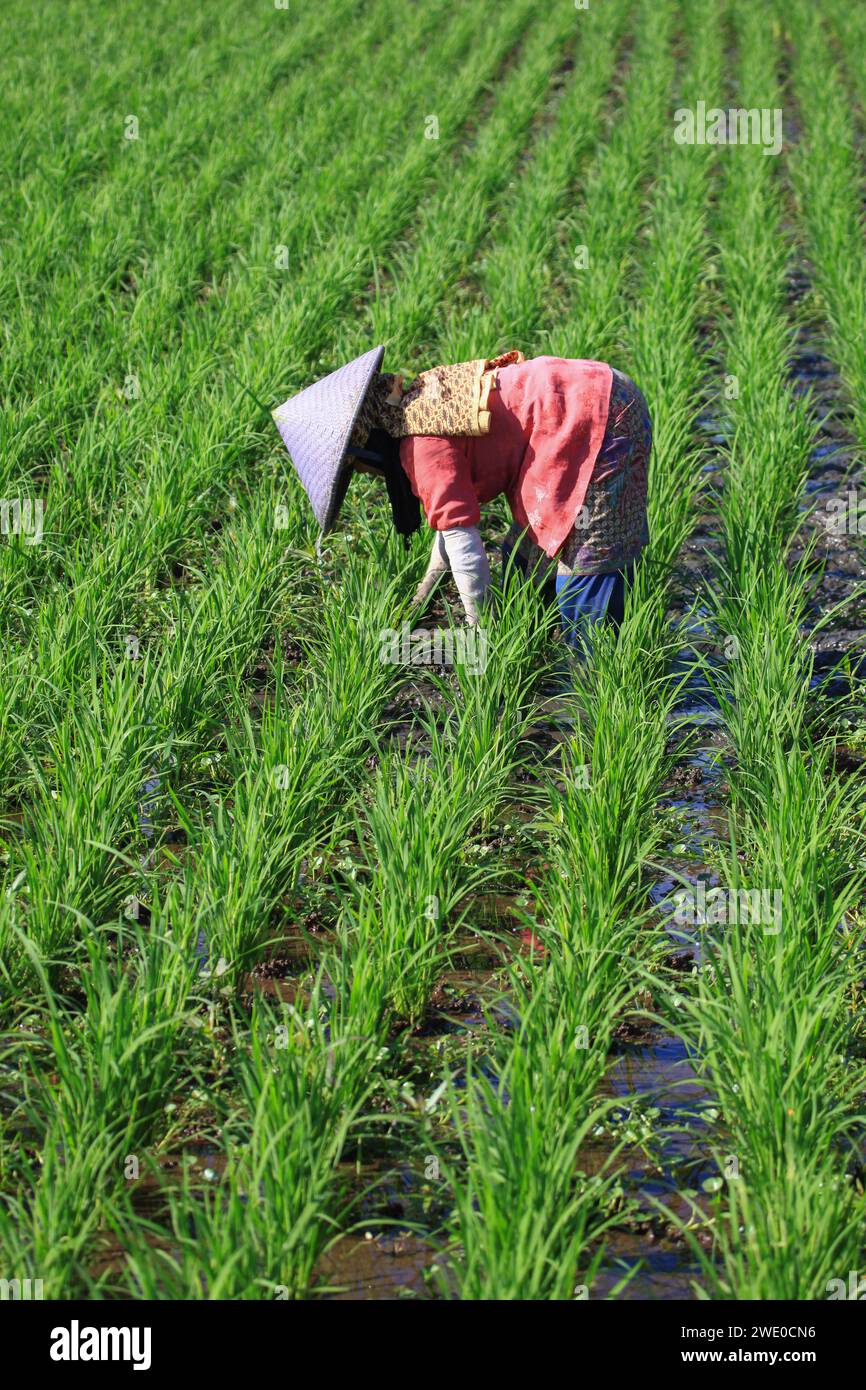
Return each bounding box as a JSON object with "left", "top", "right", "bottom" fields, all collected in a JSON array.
[{"left": 1, "top": 0, "right": 865, "bottom": 1308}]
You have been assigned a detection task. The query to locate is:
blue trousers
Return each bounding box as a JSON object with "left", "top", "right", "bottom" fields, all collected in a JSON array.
[
  {"left": 555, "top": 563, "right": 633, "bottom": 651},
  {"left": 501, "top": 536, "right": 633, "bottom": 652}
]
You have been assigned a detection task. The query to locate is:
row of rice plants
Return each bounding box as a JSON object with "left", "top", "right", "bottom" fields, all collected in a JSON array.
[
  {"left": 95, "top": 0, "right": 579, "bottom": 1294},
  {"left": 306, "top": 1, "right": 639, "bottom": 1028},
  {"left": 666, "top": 0, "right": 866, "bottom": 1298},
  {"left": 785, "top": 1, "right": 866, "bottom": 454},
  {"left": 332, "top": 0, "right": 645, "bottom": 1029},
  {"left": 436, "top": 0, "right": 632, "bottom": 362},
  {"left": 2, "top": 0, "right": 519, "bottom": 967},
  {"left": 822, "top": 0, "right": 866, "bottom": 178},
  {"left": 548, "top": 0, "right": 678, "bottom": 364},
  {"left": 417, "top": 0, "right": 726, "bottom": 1298},
  {"left": 6, "top": 5, "right": 592, "bottom": 1295},
  {"left": 344, "top": 575, "right": 558, "bottom": 1030},
  {"left": 0, "top": 911, "right": 202, "bottom": 1295},
  {"left": 1, "top": 0, "right": 381, "bottom": 506},
  {"left": 1, "top": 0, "right": 494, "bottom": 602},
  {"left": 622, "top": 0, "right": 722, "bottom": 570}
]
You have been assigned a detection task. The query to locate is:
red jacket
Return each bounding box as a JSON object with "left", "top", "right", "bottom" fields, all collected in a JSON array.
[{"left": 399, "top": 356, "right": 612, "bottom": 558}]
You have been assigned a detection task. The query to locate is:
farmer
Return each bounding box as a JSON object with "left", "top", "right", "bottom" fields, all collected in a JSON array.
[{"left": 272, "top": 347, "right": 651, "bottom": 649}]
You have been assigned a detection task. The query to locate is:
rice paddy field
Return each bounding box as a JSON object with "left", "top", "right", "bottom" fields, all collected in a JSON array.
[{"left": 2, "top": 0, "right": 866, "bottom": 1319}]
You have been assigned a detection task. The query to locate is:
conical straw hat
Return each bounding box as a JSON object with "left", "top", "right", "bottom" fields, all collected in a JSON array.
[{"left": 272, "top": 345, "right": 385, "bottom": 532}]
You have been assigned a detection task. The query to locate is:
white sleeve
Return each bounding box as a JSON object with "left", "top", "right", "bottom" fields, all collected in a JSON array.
[
  {"left": 441, "top": 525, "right": 491, "bottom": 625},
  {"left": 411, "top": 531, "right": 449, "bottom": 605}
]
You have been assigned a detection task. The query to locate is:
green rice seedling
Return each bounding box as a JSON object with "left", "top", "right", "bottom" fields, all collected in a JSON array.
[
  {"left": 110, "top": 950, "right": 389, "bottom": 1297},
  {"left": 700, "top": 557, "right": 815, "bottom": 772},
  {"left": 23, "top": 544, "right": 146, "bottom": 710},
  {"left": 673, "top": 951, "right": 866, "bottom": 1299},
  {"left": 553, "top": 589, "right": 685, "bottom": 917},
  {"left": 347, "top": 733, "right": 504, "bottom": 1028},
  {"left": 667, "top": 812, "right": 866, "bottom": 1299},
  {"left": 174, "top": 704, "right": 359, "bottom": 992},
  {"left": 5, "top": 673, "right": 156, "bottom": 972},
  {"left": 342, "top": 567, "right": 558, "bottom": 1027},
  {"left": 106, "top": 1154, "right": 261, "bottom": 1300},
  {"left": 443, "top": 566, "right": 558, "bottom": 813},
  {"left": 14, "top": 918, "right": 199, "bottom": 1161},
  {"left": 301, "top": 531, "right": 415, "bottom": 747},
  {"left": 548, "top": 0, "right": 678, "bottom": 364},
  {"left": 171, "top": 773, "right": 294, "bottom": 993},
  {"left": 718, "top": 372, "right": 816, "bottom": 589},
  {"left": 110, "top": 979, "right": 376, "bottom": 1298},
  {"left": 542, "top": 733, "right": 674, "bottom": 965},
  {"left": 0, "top": 912, "right": 200, "bottom": 1295},
  {"left": 428, "top": 967, "right": 622, "bottom": 1301},
  {"left": 229, "top": 988, "right": 384, "bottom": 1298},
  {"left": 726, "top": 740, "right": 866, "bottom": 953},
  {"left": 435, "top": 0, "right": 630, "bottom": 361},
  {"left": 0, "top": 1118, "right": 117, "bottom": 1299},
  {"left": 622, "top": 0, "right": 722, "bottom": 573},
  {"left": 0, "top": 655, "right": 34, "bottom": 808},
  {"left": 787, "top": 0, "right": 866, "bottom": 451}
]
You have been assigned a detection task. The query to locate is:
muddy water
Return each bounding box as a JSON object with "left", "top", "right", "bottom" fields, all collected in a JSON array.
[{"left": 590, "top": 249, "right": 866, "bottom": 1294}]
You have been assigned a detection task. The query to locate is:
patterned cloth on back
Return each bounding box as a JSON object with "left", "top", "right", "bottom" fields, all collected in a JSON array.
[{"left": 350, "top": 352, "right": 524, "bottom": 446}]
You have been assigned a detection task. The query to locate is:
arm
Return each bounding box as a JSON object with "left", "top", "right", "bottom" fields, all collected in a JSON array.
[
  {"left": 440, "top": 525, "right": 491, "bottom": 625},
  {"left": 411, "top": 531, "right": 449, "bottom": 606},
  {"left": 401, "top": 436, "right": 490, "bottom": 622},
  {"left": 411, "top": 527, "right": 492, "bottom": 624}
]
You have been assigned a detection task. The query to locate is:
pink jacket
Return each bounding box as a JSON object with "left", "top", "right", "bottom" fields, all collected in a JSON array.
[{"left": 399, "top": 356, "right": 613, "bottom": 558}]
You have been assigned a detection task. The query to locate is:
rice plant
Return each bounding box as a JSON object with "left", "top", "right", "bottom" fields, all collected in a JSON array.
[{"left": 2, "top": 0, "right": 865, "bottom": 1312}]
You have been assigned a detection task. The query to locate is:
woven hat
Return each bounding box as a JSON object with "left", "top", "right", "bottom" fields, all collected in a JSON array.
[{"left": 272, "top": 345, "right": 385, "bottom": 533}]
